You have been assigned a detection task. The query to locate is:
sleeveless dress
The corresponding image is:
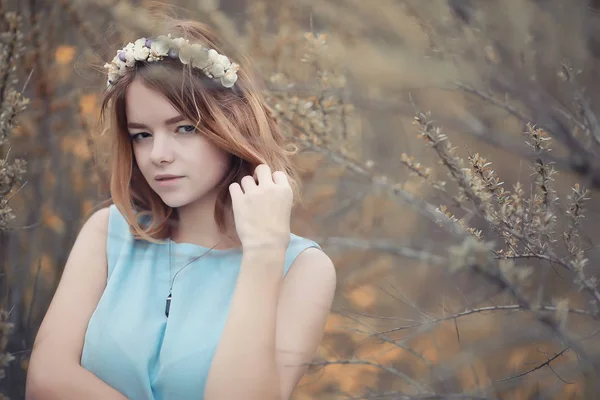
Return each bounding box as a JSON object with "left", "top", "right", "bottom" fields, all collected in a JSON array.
[{"left": 80, "top": 204, "right": 321, "bottom": 399}]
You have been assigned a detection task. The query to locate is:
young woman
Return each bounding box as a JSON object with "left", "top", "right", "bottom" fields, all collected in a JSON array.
[{"left": 26, "top": 17, "right": 336, "bottom": 400}]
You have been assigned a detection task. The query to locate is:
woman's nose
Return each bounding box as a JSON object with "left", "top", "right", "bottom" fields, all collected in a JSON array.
[{"left": 149, "top": 134, "right": 175, "bottom": 165}]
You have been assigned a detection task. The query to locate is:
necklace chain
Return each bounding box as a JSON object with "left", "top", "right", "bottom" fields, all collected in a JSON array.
[
  {"left": 168, "top": 239, "right": 209, "bottom": 292},
  {"left": 165, "top": 238, "right": 215, "bottom": 318}
]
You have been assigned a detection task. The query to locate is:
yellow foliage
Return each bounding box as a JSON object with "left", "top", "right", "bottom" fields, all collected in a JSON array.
[
  {"left": 408, "top": 324, "right": 460, "bottom": 365},
  {"left": 320, "top": 314, "right": 367, "bottom": 348},
  {"left": 457, "top": 360, "right": 491, "bottom": 391},
  {"left": 20, "top": 358, "right": 28, "bottom": 372},
  {"left": 22, "top": 287, "right": 32, "bottom": 320},
  {"left": 344, "top": 254, "right": 394, "bottom": 287},
  {"left": 61, "top": 136, "right": 92, "bottom": 160},
  {"left": 39, "top": 254, "right": 54, "bottom": 282},
  {"left": 560, "top": 378, "right": 585, "bottom": 399},
  {"left": 55, "top": 45, "right": 75, "bottom": 65},
  {"left": 72, "top": 168, "right": 84, "bottom": 193},
  {"left": 23, "top": 255, "right": 56, "bottom": 325},
  {"left": 420, "top": 341, "right": 440, "bottom": 364},
  {"left": 355, "top": 340, "right": 402, "bottom": 363},
  {"left": 358, "top": 195, "right": 387, "bottom": 233},
  {"left": 507, "top": 346, "right": 530, "bottom": 370},
  {"left": 80, "top": 94, "right": 98, "bottom": 116},
  {"left": 293, "top": 152, "right": 324, "bottom": 175},
  {"left": 324, "top": 164, "right": 346, "bottom": 179},
  {"left": 46, "top": 172, "right": 56, "bottom": 188},
  {"left": 312, "top": 184, "right": 337, "bottom": 201},
  {"left": 402, "top": 179, "right": 424, "bottom": 195},
  {"left": 42, "top": 205, "right": 65, "bottom": 234},
  {"left": 375, "top": 343, "right": 410, "bottom": 365},
  {"left": 323, "top": 313, "right": 353, "bottom": 335},
  {"left": 332, "top": 362, "right": 379, "bottom": 394},
  {"left": 303, "top": 184, "right": 337, "bottom": 214},
  {"left": 83, "top": 199, "right": 96, "bottom": 217},
  {"left": 345, "top": 284, "right": 377, "bottom": 309}
]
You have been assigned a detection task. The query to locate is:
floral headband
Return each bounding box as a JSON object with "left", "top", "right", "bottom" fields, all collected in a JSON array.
[{"left": 104, "top": 34, "right": 239, "bottom": 88}]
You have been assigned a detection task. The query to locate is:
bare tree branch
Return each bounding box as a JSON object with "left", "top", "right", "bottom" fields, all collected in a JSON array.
[{"left": 496, "top": 347, "right": 571, "bottom": 383}]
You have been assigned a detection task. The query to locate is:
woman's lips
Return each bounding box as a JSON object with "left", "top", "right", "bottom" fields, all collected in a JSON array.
[{"left": 155, "top": 176, "right": 183, "bottom": 186}]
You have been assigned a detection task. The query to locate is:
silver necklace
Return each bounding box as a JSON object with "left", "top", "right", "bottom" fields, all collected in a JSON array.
[{"left": 165, "top": 238, "right": 213, "bottom": 318}]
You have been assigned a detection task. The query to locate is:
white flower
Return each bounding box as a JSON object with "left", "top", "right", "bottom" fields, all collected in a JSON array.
[
  {"left": 207, "top": 49, "right": 220, "bottom": 64},
  {"left": 209, "top": 62, "right": 225, "bottom": 78},
  {"left": 106, "top": 35, "right": 239, "bottom": 89},
  {"left": 181, "top": 43, "right": 210, "bottom": 70},
  {"left": 132, "top": 38, "right": 150, "bottom": 60},
  {"left": 206, "top": 50, "right": 227, "bottom": 77},
  {"left": 104, "top": 62, "right": 118, "bottom": 73},
  {"left": 107, "top": 73, "right": 118, "bottom": 85},
  {"left": 178, "top": 43, "right": 193, "bottom": 65},
  {"left": 110, "top": 55, "right": 126, "bottom": 70},
  {"left": 171, "top": 37, "right": 188, "bottom": 48},
  {"left": 119, "top": 42, "right": 136, "bottom": 66},
  {"left": 124, "top": 54, "right": 136, "bottom": 67},
  {"left": 151, "top": 35, "right": 171, "bottom": 57},
  {"left": 190, "top": 44, "right": 210, "bottom": 69},
  {"left": 104, "top": 62, "right": 116, "bottom": 75},
  {"left": 217, "top": 54, "right": 231, "bottom": 70},
  {"left": 221, "top": 69, "right": 238, "bottom": 88},
  {"left": 105, "top": 62, "right": 119, "bottom": 84},
  {"left": 120, "top": 46, "right": 136, "bottom": 67}
]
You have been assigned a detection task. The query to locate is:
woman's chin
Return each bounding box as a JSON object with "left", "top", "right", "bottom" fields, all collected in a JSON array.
[
  {"left": 153, "top": 185, "right": 215, "bottom": 209},
  {"left": 158, "top": 194, "right": 192, "bottom": 209}
]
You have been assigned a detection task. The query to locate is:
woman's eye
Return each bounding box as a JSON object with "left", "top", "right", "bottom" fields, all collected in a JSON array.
[
  {"left": 129, "top": 132, "right": 151, "bottom": 141},
  {"left": 177, "top": 125, "right": 197, "bottom": 134}
]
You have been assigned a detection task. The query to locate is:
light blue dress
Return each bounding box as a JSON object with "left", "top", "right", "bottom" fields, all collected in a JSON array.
[{"left": 80, "top": 204, "right": 321, "bottom": 399}]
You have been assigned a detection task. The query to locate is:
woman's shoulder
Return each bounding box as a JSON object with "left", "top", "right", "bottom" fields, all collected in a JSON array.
[
  {"left": 83, "top": 206, "right": 111, "bottom": 234},
  {"left": 88, "top": 204, "right": 136, "bottom": 256},
  {"left": 282, "top": 233, "right": 322, "bottom": 272},
  {"left": 68, "top": 207, "right": 111, "bottom": 264},
  {"left": 289, "top": 232, "right": 321, "bottom": 249},
  {"left": 105, "top": 203, "right": 136, "bottom": 233}
]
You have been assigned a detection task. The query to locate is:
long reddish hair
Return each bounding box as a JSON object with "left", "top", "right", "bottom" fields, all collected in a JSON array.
[{"left": 99, "top": 16, "right": 299, "bottom": 243}]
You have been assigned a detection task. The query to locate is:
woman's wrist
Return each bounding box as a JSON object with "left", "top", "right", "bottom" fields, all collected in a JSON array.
[
  {"left": 241, "top": 238, "right": 289, "bottom": 254},
  {"left": 242, "top": 244, "right": 287, "bottom": 257}
]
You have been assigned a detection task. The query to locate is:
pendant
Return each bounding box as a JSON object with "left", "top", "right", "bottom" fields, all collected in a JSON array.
[{"left": 165, "top": 292, "right": 172, "bottom": 318}]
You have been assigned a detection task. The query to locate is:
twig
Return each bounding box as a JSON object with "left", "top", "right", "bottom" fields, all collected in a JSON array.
[
  {"left": 310, "top": 359, "right": 427, "bottom": 394},
  {"left": 342, "top": 325, "right": 434, "bottom": 368},
  {"left": 294, "top": 137, "right": 467, "bottom": 237},
  {"left": 531, "top": 342, "right": 575, "bottom": 385},
  {"left": 350, "top": 304, "right": 591, "bottom": 326},
  {"left": 561, "top": 63, "right": 600, "bottom": 148},
  {"left": 311, "top": 236, "right": 446, "bottom": 265},
  {"left": 496, "top": 347, "right": 571, "bottom": 382}
]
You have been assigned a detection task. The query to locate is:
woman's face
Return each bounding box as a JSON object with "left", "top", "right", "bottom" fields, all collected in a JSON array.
[{"left": 125, "top": 77, "right": 230, "bottom": 208}]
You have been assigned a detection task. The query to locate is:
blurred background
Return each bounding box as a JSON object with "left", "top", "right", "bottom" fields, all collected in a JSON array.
[{"left": 2, "top": 0, "right": 600, "bottom": 399}]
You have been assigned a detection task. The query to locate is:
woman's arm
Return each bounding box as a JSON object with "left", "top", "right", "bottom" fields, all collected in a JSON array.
[
  {"left": 273, "top": 248, "right": 336, "bottom": 399},
  {"left": 205, "top": 246, "right": 336, "bottom": 400},
  {"left": 26, "top": 207, "right": 127, "bottom": 400},
  {"left": 27, "top": 364, "right": 127, "bottom": 400},
  {"left": 206, "top": 164, "right": 336, "bottom": 399}
]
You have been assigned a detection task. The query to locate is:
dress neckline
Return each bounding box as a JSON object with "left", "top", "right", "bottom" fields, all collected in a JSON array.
[{"left": 162, "top": 238, "right": 242, "bottom": 254}]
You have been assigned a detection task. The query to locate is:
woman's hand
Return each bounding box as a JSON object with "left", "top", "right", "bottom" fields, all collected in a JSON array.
[{"left": 229, "top": 164, "right": 293, "bottom": 251}]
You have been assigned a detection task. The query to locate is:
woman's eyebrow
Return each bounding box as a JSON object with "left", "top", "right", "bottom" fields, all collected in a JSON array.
[{"left": 127, "top": 115, "right": 186, "bottom": 129}]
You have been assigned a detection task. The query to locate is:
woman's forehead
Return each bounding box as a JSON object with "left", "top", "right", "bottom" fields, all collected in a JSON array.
[{"left": 125, "top": 80, "right": 182, "bottom": 123}]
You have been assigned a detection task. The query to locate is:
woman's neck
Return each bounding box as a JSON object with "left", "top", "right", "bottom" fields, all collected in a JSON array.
[{"left": 170, "top": 194, "right": 241, "bottom": 250}]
